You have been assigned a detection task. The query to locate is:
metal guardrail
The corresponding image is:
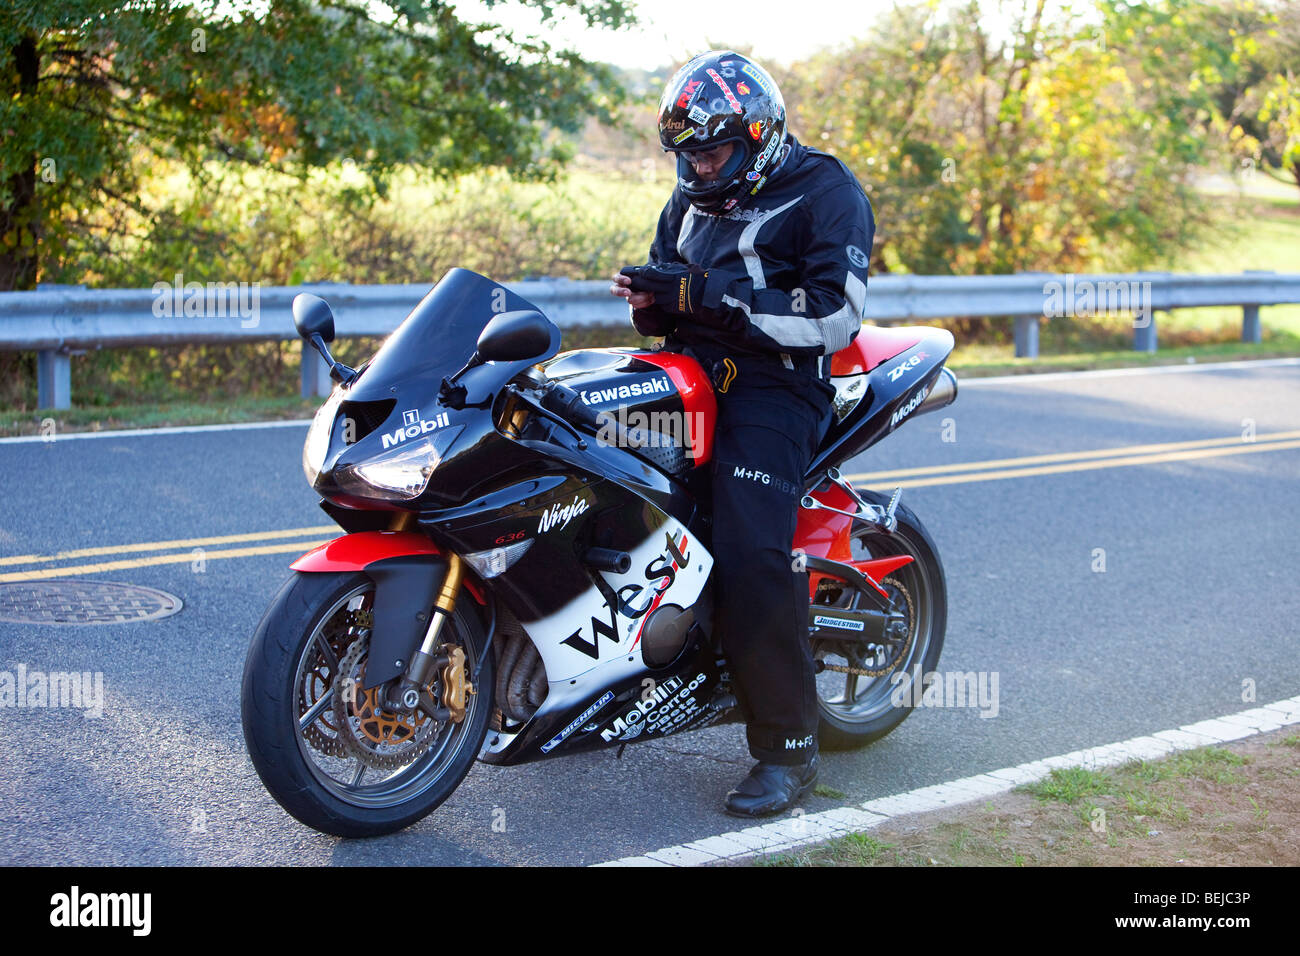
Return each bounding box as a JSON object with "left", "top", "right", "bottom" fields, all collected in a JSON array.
[{"left": 2, "top": 272, "right": 1297, "bottom": 408}]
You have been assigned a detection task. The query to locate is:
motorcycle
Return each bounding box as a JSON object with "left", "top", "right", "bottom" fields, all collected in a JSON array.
[{"left": 240, "top": 267, "right": 957, "bottom": 837}]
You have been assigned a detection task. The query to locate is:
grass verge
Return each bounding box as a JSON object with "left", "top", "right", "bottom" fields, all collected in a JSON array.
[{"left": 749, "top": 727, "right": 1299, "bottom": 867}]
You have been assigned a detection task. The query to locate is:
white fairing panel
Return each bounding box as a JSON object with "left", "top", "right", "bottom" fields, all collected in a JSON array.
[{"left": 522, "top": 513, "right": 712, "bottom": 687}]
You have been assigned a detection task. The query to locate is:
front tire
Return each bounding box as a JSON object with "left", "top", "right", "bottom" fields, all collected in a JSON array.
[
  {"left": 812, "top": 491, "right": 947, "bottom": 750},
  {"left": 241, "top": 570, "right": 494, "bottom": 838}
]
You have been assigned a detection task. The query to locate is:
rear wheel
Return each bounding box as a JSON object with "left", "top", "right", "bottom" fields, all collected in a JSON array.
[
  {"left": 812, "top": 491, "right": 947, "bottom": 749},
  {"left": 241, "top": 570, "right": 493, "bottom": 837}
]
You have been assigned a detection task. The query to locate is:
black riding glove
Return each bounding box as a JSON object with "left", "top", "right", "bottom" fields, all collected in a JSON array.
[
  {"left": 630, "top": 306, "right": 678, "bottom": 338},
  {"left": 620, "top": 263, "right": 709, "bottom": 316}
]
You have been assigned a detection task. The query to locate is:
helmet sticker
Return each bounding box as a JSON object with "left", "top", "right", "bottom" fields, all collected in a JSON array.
[
  {"left": 847, "top": 245, "right": 870, "bottom": 268},
  {"left": 740, "top": 63, "right": 774, "bottom": 97},
  {"left": 676, "top": 79, "right": 703, "bottom": 110},
  {"left": 748, "top": 175, "right": 768, "bottom": 195},
  {"left": 745, "top": 170, "right": 763, "bottom": 181},
  {"left": 688, "top": 104, "right": 710, "bottom": 125},
  {"left": 752, "top": 132, "right": 780, "bottom": 172},
  {"left": 737, "top": 81, "right": 751, "bottom": 95},
  {"left": 748, "top": 121, "right": 763, "bottom": 140},
  {"left": 673, "top": 127, "right": 697, "bottom": 145},
  {"left": 705, "top": 69, "right": 743, "bottom": 113}
]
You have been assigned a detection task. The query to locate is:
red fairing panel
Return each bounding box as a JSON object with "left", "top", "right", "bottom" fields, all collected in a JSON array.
[
  {"left": 831, "top": 326, "right": 926, "bottom": 376},
  {"left": 291, "top": 531, "right": 485, "bottom": 604},
  {"left": 636, "top": 351, "right": 717, "bottom": 466},
  {"left": 794, "top": 484, "right": 913, "bottom": 598}
]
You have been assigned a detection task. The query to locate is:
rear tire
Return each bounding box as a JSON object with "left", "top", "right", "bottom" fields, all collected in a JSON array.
[
  {"left": 813, "top": 491, "right": 947, "bottom": 750},
  {"left": 241, "top": 570, "right": 493, "bottom": 838}
]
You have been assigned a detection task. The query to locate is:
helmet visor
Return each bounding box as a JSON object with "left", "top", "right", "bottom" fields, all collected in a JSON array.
[{"left": 675, "top": 139, "right": 748, "bottom": 187}]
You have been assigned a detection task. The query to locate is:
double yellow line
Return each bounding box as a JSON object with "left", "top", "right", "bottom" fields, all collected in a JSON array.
[
  {"left": 842, "top": 429, "right": 1300, "bottom": 490},
  {"left": 3, "top": 430, "right": 1298, "bottom": 583},
  {"left": 0, "top": 526, "right": 335, "bottom": 584}
]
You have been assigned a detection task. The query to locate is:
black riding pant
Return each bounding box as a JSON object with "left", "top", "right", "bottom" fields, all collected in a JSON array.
[{"left": 703, "top": 353, "right": 833, "bottom": 765}]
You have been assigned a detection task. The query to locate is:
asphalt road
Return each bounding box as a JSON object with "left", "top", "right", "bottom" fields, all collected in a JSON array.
[{"left": 1, "top": 358, "right": 1297, "bottom": 866}]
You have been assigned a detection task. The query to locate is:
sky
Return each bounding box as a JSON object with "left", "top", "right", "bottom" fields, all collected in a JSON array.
[{"left": 450, "top": 0, "right": 907, "bottom": 71}]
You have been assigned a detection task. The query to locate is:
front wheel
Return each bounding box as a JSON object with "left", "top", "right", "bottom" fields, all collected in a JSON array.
[
  {"left": 241, "top": 570, "right": 494, "bottom": 837},
  {"left": 812, "top": 490, "right": 947, "bottom": 750}
]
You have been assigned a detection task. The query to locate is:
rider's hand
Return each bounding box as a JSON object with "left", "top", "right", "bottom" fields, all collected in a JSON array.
[
  {"left": 610, "top": 272, "right": 654, "bottom": 310},
  {"left": 619, "top": 263, "right": 708, "bottom": 316}
]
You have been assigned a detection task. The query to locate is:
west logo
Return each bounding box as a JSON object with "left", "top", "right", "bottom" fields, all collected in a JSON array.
[{"left": 561, "top": 531, "right": 689, "bottom": 660}]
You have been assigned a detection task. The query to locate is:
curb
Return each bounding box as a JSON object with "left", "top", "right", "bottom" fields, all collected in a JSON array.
[{"left": 591, "top": 695, "right": 1300, "bottom": 867}]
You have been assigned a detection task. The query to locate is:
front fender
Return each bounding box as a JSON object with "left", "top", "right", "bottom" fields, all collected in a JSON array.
[
  {"left": 291, "top": 531, "right": 442, "bottom": 572},
  {"left": 291, "top": 531, "right": 485, "bottom": 604},
  {"left": 291, "top": 531, "right": 484, "bottom": 689}
]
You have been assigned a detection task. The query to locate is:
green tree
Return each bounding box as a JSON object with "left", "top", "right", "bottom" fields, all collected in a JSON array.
[
  {"left": 783, "top": 0, "right": 1240, "bottom": 276},
  {"left": 0, "top": 0, "right": 636, "bottom": 291},
  {"left": 1197, "top": 0, "right": 1300, "bottom": 193}
]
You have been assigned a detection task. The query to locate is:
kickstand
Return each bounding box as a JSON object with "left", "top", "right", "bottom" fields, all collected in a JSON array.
[{"left": 615, "top": 742, "right": 628, "bottom": 760}]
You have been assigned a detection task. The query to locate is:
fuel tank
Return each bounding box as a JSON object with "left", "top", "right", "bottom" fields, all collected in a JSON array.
[{"left": 540, "top": 348, "right": 717, "bottom": 476}]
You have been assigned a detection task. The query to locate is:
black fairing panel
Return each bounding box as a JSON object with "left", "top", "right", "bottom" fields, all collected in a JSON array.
[{"left": 806, "top": 328, "right": 955, "bottom": 479}]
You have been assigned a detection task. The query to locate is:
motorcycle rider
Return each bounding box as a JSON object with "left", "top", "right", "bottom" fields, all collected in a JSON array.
[{"left": 610, "top": 51, "right": 876, "bottom": 816}]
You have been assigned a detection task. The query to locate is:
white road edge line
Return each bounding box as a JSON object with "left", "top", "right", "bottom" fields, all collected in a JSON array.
[
  {"left": 591, "top": 694, "right": 1300, "bottom": 867},
  {"left": 0, "top": 418, "right": 312, "bottom": 444},
  {"left": 959, "top": 356, "right": 1300, "bottom": 387},
  {"left": 5, "top": 358, "right": 1295, "bottom": 444}
]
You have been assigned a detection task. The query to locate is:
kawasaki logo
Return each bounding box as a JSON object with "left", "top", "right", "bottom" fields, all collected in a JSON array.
[
  {"left": 381, "top": 410, "right": 450, "bottom": 449},
  {"left": 538, "top": 495, "right": 590, "bottom": 534},
  {"left": 890, "top": 386, "right": 929, "bottom": 428},
  {"left": 814, "top": 614, "right": 865, "bottom": 632},
  {"left": 580, "top": 376, "right": 671, "bottom": 406}
]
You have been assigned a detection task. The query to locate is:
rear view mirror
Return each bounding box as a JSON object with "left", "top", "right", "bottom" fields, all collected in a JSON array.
[
  {"left": 476, "top": 310, "right": 552, "bottom": 362},
  {"left": 293, "top": 294, "right": 336, "bottom": 344}
]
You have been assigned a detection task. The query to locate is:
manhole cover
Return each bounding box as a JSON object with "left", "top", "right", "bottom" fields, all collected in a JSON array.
[{"left": 0, "top": 580, "right": 183, "bottom": 625}]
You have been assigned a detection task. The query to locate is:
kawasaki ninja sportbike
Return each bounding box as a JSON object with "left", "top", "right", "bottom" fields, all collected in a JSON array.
[{"left": 240, "top": 267, "right": 956, "bottom": 837}]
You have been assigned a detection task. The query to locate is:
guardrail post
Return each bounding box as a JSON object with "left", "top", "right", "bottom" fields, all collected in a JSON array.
[
  {"left": 300, "top": 344, "right": 333, "bottom": 398},
  {"left": 33, "top": 283, "right": 84, "bottom": 409},
  {"left": 1014, "top": 315, "right": 1039, "bottom": 359},
  {"left": 1133, "top": 312, "right": 1158, "bottom": 352},
  {"left": 37, "top": 349, "right": 71, "bottom": 409},
  {"left": 1242, "top": 305, "right": 1261, "bottom": 343}
]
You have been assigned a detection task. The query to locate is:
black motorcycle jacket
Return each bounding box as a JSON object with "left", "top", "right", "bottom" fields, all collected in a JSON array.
[{"left": 632, "top": 135, "right": 875, "bottom": 367}]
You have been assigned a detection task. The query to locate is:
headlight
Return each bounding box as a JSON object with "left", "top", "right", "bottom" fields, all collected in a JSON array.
[
  {"left": 303, "top": 387, "right": 344, "bottom": 486},
  {"left": 335, "top": 427, "right": 461, "bottom": 501}
]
